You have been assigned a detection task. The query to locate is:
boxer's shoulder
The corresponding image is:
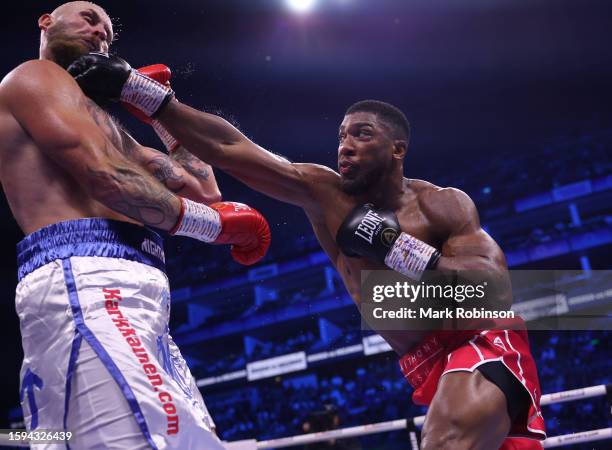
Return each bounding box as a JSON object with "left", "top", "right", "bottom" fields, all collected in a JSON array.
[
  {"left": 417, "top": 183, "right": 472, "bottom": 206},
  {"left": 406, "top": 178, "right": 441, "bottom": 194},
  {"left": 3, "top": 60, "right": 68, "bottom": 84},
  {"left": 1, "top": 60, "right": 78, "bottom": 101},
  {"left": 410, "top": 180, "right": 477, "bottom": 232},
  {"left": 287, "top": 163, "right": 342, "bottom": 213},
  {"left": 1, "top": 60, "right": 87, "bottom": 138},
  {"left": 1, "top": 61, "right": 68, "bottom": 136}
]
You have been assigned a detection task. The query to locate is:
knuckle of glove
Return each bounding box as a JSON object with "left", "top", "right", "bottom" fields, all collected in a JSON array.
[
  {"left": 68, "top": 53, "right": 131, "bottom": 101},
  {"left": 66, "top": 61, "right": 85, "bottom": 78},
  {"left": 336, "top": 204, "right": 399, "bottom": 261},
  {"left": 257, "top": 219, "right": 271, "bottom": 250},
  {"left": 230, "top": 249, "right": 253, "bottom": 266},
  {"left": 231, "top": 246, "right": 266, "bottom": 266},
  {"left": 212, "top": 202, "right": 271, "bottom": 265}
]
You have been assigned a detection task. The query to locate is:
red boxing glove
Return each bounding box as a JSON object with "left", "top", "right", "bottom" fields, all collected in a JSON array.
[
  {"left": 171, "top": 199, "right": 271, "bottom": 266},
  {"left": 122, "top": 64, "right": 171, "bottom": 123},
  {"left": 211, "top": 202, "right": 271, "bottom": 266}
]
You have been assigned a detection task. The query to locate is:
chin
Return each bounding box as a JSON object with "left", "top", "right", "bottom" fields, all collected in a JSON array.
[
  {"left": 341, "top": 167, "right": 386, "bottom": 196},
  {"left": 47, "top": 39, "right": 89, "bottom": 69},
  {"left": 340, "top": 177, "right": 371, "bottom": 195}
]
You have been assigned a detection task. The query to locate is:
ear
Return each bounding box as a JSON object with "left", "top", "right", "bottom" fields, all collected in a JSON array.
[
  {"left": 392, "top": 139, "right": 407, "bottom": 160},
  {"left": 38, "top": 14, "right": 53, "bottom": 31}
]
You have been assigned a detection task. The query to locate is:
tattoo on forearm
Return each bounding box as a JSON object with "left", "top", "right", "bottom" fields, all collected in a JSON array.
[
  {"left": 86, "top": 163, "right": 179, "bottom": 228},
  {"left": 146, "top": 155, "right": 187, "bottom": 193},
  {"left": 172, "top": 147, "right": 210, "bottom": 180},
  {"left": 80, "top": 99, "right": 182, "bottom": 227}
]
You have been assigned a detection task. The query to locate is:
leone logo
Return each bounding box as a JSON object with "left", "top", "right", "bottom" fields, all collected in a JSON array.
[{"left": 381, "top": 228, "right": 398, "bottom": 247}]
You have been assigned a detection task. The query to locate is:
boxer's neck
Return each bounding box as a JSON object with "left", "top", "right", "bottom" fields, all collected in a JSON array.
[{"left": 356, "top": 168, "right": 405, "bottom": 210}]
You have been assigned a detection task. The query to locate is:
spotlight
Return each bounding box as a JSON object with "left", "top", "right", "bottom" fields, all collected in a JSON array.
[{"left": 287, "top": 0, "right": 316, "bottom": 13}]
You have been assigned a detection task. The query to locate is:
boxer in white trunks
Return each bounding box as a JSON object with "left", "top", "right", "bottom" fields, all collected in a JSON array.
[{"left": 0, "top": 2, "right": 270, "bottom": 448}]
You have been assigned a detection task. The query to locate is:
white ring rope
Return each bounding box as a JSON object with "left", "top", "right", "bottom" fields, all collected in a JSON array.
[
  {"left": 540, "top": 384, "right": 608, "bottom": 406},
  {"left": 0, "top": 384, "right": 609, "bottom": 448},
  {"left": 255, "top": 384, "right": 611, "bottom": 449},
  {"left": 542, "top": 428, "right": 612, "bottom": 448}
]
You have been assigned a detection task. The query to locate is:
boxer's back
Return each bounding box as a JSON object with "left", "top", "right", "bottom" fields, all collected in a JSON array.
[{"left": 0, "top": 60, "right": 133, "bottom": 235}]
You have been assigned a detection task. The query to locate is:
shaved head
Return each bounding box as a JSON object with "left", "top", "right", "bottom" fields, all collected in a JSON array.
[
  {"left": 50, "top": 1, "right": 112, "bottom": 38},
  {"left": 51, "top": 1, "right": 109, "bottom": 22},
  {"left": 39, "top": 1, "right": 114, "bottom": 67}
]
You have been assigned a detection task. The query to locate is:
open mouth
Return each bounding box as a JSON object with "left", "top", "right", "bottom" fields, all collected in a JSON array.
[{"left": 338, "top": 161, "right": 357, "bottom": 176}]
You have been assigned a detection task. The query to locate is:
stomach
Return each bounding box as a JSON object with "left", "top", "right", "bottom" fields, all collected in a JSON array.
[
  {"left": 10, "top": 191, "right": 138, "bottom": 236},
  {"left": 337, "top": 255, "right": 430, "bottom": 356}
]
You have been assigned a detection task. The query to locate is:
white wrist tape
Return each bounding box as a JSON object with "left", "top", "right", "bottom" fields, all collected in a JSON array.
[
  {"left": 384, "top": 232, "right": 438, "bottom": 280},
  {"left": 173, "top": 198, "right": 222, "bottom": 242},
  {"left": 121, "top": 70, "right": 171, "bottom": 117},
  {"left": 151, "top": 120, "right": 179, "bottom": 152}
]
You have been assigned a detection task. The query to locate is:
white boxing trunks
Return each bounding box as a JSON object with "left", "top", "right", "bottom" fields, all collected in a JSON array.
[{"left": 16, "top": 218, "right": 224, "bottom": 449}]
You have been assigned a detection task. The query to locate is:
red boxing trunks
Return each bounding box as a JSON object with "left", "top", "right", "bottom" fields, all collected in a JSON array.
[{"left": 399, "top": 325, "right": 546, "bottom": 443}]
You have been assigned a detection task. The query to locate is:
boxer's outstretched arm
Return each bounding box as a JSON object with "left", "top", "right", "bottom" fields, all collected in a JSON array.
[
  {"left": 423, "top": 188, "right": 512, "bottom": 308},
  {"left": 157, "top": 100, "right": 322, "bottom": 208},
  {"left": 1, "top": 60, "right": 182, "bottom": 230}
]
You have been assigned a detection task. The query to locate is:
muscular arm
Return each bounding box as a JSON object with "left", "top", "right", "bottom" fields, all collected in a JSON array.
[
  {"left": 423, "top": 188, "right": 512, "bottom": 307},
  {"left": 157, "top": 99, "right": 323, "bottom": 209},
  {"left": 119, "top": 130, "right": 221, "bottom": 204},
  {"left": 171, "top": 146, "right": 220, "bottom": 202},
  {"left": 1, "top": 60, "right": 182, "bottom": 230}
]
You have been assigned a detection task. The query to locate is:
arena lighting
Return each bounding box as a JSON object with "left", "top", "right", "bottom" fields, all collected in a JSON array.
[{"left": 287, "top": 0, "right": 316, "bottom": 13}]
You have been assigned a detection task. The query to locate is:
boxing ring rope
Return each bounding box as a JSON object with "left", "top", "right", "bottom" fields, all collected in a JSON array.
[
  {"left": 238, "top": 384, "right": 612, "bottom": 449},
  {"left": 0, "top": 384, "right": 609, "bottom": 449}
]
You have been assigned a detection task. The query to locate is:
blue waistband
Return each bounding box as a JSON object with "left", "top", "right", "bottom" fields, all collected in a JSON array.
[{"left": 17, "top": 219, "right": 166, "bottom": 281}]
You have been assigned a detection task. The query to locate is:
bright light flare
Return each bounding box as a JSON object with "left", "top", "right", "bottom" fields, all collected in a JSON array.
[{"left": 287, "top": 0, "right": 316, "bottom": 13}]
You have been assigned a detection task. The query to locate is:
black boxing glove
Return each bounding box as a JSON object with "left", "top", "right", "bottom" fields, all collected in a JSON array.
[
  {"left": 336, "top": 204, "right": 441, "bottom": 280},
  {"left": 68, "top": 52, "right": 173, "bottom": 117}
]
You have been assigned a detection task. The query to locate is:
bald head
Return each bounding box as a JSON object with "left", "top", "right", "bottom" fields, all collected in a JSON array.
[
  {"left": 49, "top": 1, "right": 112, "bottom": 41},
  {"left": 51, "top": 1, "right": 109, "bottom": 22},
  {"left": 39, "top": 1, "right": 114, "bottom": 66}
]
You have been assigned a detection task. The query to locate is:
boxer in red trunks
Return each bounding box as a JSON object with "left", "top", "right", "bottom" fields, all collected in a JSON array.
[{"left": 68, "top": 54, "right": 546, "bottom": 449}]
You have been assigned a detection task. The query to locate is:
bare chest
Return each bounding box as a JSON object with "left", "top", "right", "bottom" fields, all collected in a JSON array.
[
  {"left": 0, "top": 100, "right": 130, "bottom": 234},
  {"left": 319, "top": 190, "right": 439, "bottom": 301}
]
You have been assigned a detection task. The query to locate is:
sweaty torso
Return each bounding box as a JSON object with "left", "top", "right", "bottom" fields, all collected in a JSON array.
[
  {"left": 0, "top": 91, "right": 136, "bottom": 236},
  {"left": 305, "top": 174, "right": 446, "bottom": 355}
]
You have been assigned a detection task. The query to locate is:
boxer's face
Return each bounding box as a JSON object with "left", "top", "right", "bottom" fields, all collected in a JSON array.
[
  {"left": 338, "top": 112, "right": 396, "bottom": 195},
  {"left": 39, "top": 2, "right": 113, "bottom": 68}
]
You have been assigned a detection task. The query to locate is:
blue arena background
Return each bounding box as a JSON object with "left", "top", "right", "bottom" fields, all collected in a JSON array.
[{"left": 0, "top": 1, "right": 610, "bottom": 448}]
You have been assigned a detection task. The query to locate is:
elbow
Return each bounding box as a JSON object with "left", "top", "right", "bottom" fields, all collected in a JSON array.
[
  {"left": 471, "top": 256, "right": 498, "bottom": 273},
  {"left": 477, "top": 259, "right": 513, "bottom": 309}
]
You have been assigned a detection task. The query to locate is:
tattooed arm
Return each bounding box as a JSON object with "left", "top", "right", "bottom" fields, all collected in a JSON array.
[
  {"left": 2, "top": 60, "right": 182, "bottom": 230},
  {"left": 119, "top": 130, "right": 221, "bottom": 204},
  {"left": 172, "top": 146, "right": 221, "bottom": 203},
  {"left": 77, "top": 92, "right": 220, "bottom": 203}
]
